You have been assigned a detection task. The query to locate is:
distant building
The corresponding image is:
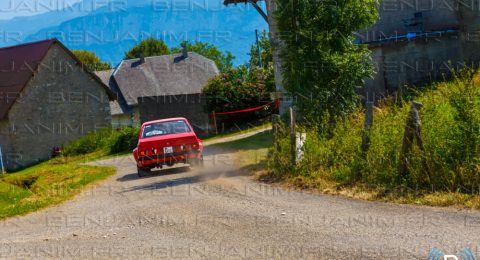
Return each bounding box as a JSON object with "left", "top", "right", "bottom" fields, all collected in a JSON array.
[
  {"left": 97, "top": 49, "right": 219, "bottom": 135},
  {"left": 360, "top": 0, "right": 480, "bottom": 99},
  {"left": 0, "top": 39, "right": 115, "bottom": 170}
]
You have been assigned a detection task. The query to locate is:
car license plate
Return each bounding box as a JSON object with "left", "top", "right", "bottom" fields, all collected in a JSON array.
[{"left": 163, "top": 146, "right": 173, "bottom": 154}]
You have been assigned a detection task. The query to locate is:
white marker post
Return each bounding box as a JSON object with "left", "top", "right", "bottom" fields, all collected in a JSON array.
[{"left": 0, "top": 146, "right": 5, "bottom": 174}]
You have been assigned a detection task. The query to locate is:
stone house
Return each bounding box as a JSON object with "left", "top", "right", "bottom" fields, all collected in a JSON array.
[
  {"left": 0, "top": 39, "right": 114, "bottom": 171},
  {"left": 359, "top": 0, "right": 480, "bottom": 100},
  {"left": 96, "top": 48, "right": 219, "bottom": 134}
]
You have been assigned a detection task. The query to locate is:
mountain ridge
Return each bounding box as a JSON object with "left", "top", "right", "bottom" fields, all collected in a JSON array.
[{"left": 0, "top": 0, "right": 267, "bottom": 66}]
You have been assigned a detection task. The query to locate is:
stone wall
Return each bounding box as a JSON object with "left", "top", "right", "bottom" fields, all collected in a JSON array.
[
  {"left": 0, "top": 44, "right": 111, "bottom": 170},
  {"left": 138, "top": 94, "right": 210, "bottom": 137}
]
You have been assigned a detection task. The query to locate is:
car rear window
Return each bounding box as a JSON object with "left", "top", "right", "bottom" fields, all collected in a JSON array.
[{"left": 142, "top": 120, "right": 191, "bottom": 138}]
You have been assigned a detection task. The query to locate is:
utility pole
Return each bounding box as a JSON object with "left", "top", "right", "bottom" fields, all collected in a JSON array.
[{"left": 255, "top": 29, "right": 263, "bottom": 68}]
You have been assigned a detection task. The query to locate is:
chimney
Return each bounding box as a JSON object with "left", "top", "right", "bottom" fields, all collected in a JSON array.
[
  {"left": 138, "top": 52, "right": 145, "bottom": 64},
  {"left": 182, "top": 44, "right": 188, "bottom": 58}
]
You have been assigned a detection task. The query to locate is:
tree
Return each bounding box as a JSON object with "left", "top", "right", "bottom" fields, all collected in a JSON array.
[
  {"left": 171, "top": 41, "right": 235, "bottom": 72},
  {"left": 72, "top": 50, "right": 111, "bottom": 71},
  {"left": 275, "top": 0, "right": 379, "bottom": 127},
  {"left": 248, "top": 31, "right": 275, "bottom": 90},
  {"left": 249, "top": 30, "right": 272, "bottom": 70},
  {"left": 203, "top": 65, "right": 276, "bottom": 115},
  {"left": 124, "top": 38, "right": 170, "bottom": 59},
  {"left": 202, "top": 34, "right": 275, "bottom": 116}
]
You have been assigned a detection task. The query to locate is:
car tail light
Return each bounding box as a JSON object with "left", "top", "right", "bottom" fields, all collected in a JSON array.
[
  {"left": 192, "top": 143, "right": 199, "bottom": 150},
  {"left": 140, "top": 151, "right": 145, "bottom": 156}
]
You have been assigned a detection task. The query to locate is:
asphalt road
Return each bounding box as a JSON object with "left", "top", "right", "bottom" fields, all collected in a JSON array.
[{"left": 0, "top": 143, "right": 479, "bottom": 259}]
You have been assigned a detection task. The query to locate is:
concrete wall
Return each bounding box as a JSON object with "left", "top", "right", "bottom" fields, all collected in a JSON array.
[
  {"left": 458, "top": 1, "right": 480, "bottom": 31},
  {"left": 364, "top": 48, "right": 387, "bottom": 99},
  {"left": 138, "top": 94, "right": 210, "bottom": 137},
  {"left": 0, "top": 44, "right": 111, "bottom": 170},
  {"left": 360, "top": 0, "right": 459, "bottom": 42},
  {"left": 362, "top": 0, "right": 480, "bottom": 98},
  {"left": 365, "top": 35, "right": 470, "bottom": 95}
]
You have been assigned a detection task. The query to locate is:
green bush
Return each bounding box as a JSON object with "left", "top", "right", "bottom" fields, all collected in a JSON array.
[
  {"left": 63, "top": 127, "right": 139, "bottom": 156},
  {"left": 108, "top": 127, "right": 140, "bottom": 154},
  {"left": 268, "top": 120, "right": 294, "bottom": 177},
  {"left": 270, "top": 70, "right": 480, "bottom": 193},
  {"left": 203, "top": 66, "right": 275, "bottom": 114}
]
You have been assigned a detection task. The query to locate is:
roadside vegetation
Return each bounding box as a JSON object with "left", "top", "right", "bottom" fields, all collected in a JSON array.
[
  {"left": 0, "top": 155, "right": 115, "bottom": 219},
  {"left": 63, "top": 127, "right": 139, "bottom": 156},
  {"left": 267, "top": 70, "right": 480, "bottom": 208}
]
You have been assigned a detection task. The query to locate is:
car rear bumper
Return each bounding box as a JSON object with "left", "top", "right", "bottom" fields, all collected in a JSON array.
[{"left": 137, "top": 151, "right": 201, "bottom": 168}]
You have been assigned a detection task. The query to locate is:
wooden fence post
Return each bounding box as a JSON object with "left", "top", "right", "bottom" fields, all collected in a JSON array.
[
  {"left": 272, "top": 114, "right": 281, "bottom": 163},
  {"left": 361, "top": 101, "right": 374, "bottom": 156},
  {"left": 289, "top": 107, "right": 296, "bottom": 166},
  {"left": 399, "top": 102, "right": 431, "bottom": 182},
  {"left": 272, "top": 114, "right": 280, "bottom": 141}
]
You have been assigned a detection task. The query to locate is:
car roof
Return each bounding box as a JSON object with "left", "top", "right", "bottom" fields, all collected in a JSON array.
[{"left": 141, "top": 117, "right": 188, "bottom": 127}]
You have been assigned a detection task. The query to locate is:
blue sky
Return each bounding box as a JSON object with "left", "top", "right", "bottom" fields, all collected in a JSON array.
[{"left": 0, "top": 0, "right": 82, "bottom": 20}]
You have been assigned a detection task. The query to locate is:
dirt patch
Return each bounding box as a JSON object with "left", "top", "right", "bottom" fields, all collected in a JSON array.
[{"left": 5, "top": 176, "right": 39, "bottom": 190}]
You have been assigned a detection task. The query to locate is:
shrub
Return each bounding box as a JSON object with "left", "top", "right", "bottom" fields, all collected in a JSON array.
[
  {"left": 203, "top": 66, "right": 275, "bottom": 112},
  {"left": 108, "top": 127, "right": 140, "bottom": 154},
  {"left": 203, "top": 66, "right": 276, "bottom": 125},
  {"left": 63, "top": 127, "right": 140, "bottom": 156},
  {"left": 268, "top": 120, "right": 294, "bottom": 177},
  {"left": 269, "top": 70, "right": 480, "bottom": 194}
]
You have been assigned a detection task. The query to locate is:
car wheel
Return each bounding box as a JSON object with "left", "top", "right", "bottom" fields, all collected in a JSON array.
[{"left": 137, "top": 167, "right": 151, "bottom": 177}]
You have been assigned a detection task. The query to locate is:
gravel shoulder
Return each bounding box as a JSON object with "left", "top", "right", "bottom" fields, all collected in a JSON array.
[{"left": 0, "top": 134, "right": 479, "bottom": 259}]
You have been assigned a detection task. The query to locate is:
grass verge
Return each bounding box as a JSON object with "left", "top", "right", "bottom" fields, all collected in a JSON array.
[
  {"left": 210, "top": 131, "right": 273, "bottom": 168},
  {"left": 0, "top": 155, "right": 115, "bottom": 219},
  {"left": 203, "top": 122, "right": 272, "bottom": 143},
  {"left": 264, "top": 70, "right": 480, "bottom": 209}
]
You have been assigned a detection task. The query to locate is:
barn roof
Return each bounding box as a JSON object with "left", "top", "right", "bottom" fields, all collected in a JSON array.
[
  {"left": 112, "top": 52, "right": 219, "bottom": 107},
  {"left": 0, "top": 39, "right": 116, "bottom": 120}
]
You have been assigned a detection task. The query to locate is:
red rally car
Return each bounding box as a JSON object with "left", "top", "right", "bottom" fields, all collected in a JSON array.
[{"left": 133, "top": 118, "right": 204, "bottom": 177}]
